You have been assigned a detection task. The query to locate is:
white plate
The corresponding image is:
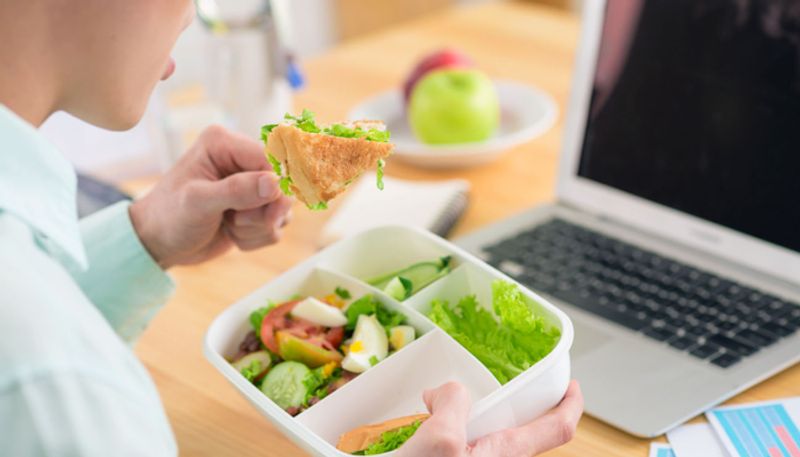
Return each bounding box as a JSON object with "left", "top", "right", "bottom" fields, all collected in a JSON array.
[
  {"left": 348, "top": 80, "right": 558, "bottom": 169},
  {"left": 204, "top": 225, "right": 573, "bottom": 456}
]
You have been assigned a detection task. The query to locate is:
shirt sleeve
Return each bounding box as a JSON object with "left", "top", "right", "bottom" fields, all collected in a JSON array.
[
  {"left": 71, "top": 201, "right": 175, "bottom": 343},
  {"left": 0, "top": 368, "right": 177, "bottom": 457}
]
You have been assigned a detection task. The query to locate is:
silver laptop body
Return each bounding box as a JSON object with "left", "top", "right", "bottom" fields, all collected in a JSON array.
[{"left": 457, "top": 0, "right": 800, "bottom": 437}]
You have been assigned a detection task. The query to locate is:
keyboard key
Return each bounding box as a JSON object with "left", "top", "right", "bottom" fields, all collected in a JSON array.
[
  {"left": 643, "top": 326, "right": 675, "bottom": 341},
  {"left": 774, "top": 315, "right": 800, "bottom": 331},
  {"left": 734, "top": 329, "right": 778, "bottom": 349},
  {"left": 669, "top": 336, "right": 697, "bottom": 350},
  {"left": 708, "top": 334, "right": 758, "bottom": 357},
  {"left": 775, "top": 304, "right": 800, "bottom": 321},
  {"left": 716, "top": 321, "right": 739, "bottom": 332},
  {"left": 690, "top": 343, "right": 721, "bottom": 360},
  {"left": 710, "top": 352, "right": 741, "bottom": 368},
  {"left": 498, "top": 260, "right": 525, "bottom": 277},
  {"left": 759, "top": 322, "right": 796, "bottom": 337}
]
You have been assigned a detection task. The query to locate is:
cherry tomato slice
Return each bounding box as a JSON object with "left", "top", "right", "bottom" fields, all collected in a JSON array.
[
  {"left": 260, "top": 301, "right": 299, "bottom": 353},
  {"left": 325, "top": 326, "right": 345, "bottom": 348},
  {"left": 260, "top": 300, "right": 347, "bottom": 354}
]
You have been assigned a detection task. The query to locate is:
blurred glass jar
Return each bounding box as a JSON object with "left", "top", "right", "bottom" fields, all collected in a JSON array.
[{"left": 195, "top": 0, "right": 301, "bottom": 137}]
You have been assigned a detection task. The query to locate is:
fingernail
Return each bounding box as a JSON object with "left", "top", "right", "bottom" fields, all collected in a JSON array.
[{"left": 258, "top": 175, "right": 271, "bottom": 198}]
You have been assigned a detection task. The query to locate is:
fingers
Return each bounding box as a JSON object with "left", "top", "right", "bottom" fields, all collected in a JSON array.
[
  {"left": 398, "top": 382, "right": 470, "bottom": 457},
  {"left": 199, "top": 125, "right": 271, "bottom": 176},
  {"left": 185, "top": 171, "right": 282, "bottom": 215},
  {"left": 470, "top": 380, "right": 583, "bottom": 457},
  {"left": 229, "top": 197, "right": 292, "bottom": 230},
  {"left": 225, "top": 196, "right": 293, "bottom": 251},
  {"left": 423, "top": 382, "right": 472, "bottom": 429}
]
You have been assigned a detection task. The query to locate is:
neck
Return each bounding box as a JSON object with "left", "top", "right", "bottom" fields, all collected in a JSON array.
[{"left": 0, "top": 2, "right": 61, "bottom": 127}]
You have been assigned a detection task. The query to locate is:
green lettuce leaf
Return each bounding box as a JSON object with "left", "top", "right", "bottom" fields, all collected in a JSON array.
[
  {"left": 345, "top": 295, "right": 377, "bottom": 331},
  {"left": 376, "top": 304, "right": 405, "bottom": 331},
  {"left": 307, "top": 201, "right": 328, "bottom": 211},
  {"left": 356, "top": 420, "right": 423, "bottom": 455},
  {"left": 322, "top": 123, "right": 391, "bottom": 143},
  {"left": 322, "top": 123, "right": 360, "bottom": 138},
  {"left": 260, "top": 124, "right": 278, "bottom": 143},
  {"left": 427, "top": 281, "right": 560, "bottom": 384},
  {"left": 240, "top": 360, "right": 263, "bottom": 383},
  {"left": 249, "top": 304, "right": 275, "bottom": 338},
  {"left": 345, "top": 295, "right": 406, "bottom": 333},
  {"left": 279, "top": 176, "right": 294, "bottom": 196},
  {"left": 266, "top": 153, "right": 283, "bottom": 175},
  {"left": 493, "top": 280, "right": 543, "bottom": 333},
  {"left": 302, "top": 365, "right": 341, "bottom": 406},
  {"left": 376, "top": 159, "right": 385, "bottom": 190},
  {"left": 284, "top": 109, "right": 320, "bottom": 133},
  {"left": 335, "top": 286, "right": 351, "bottom": 300},
  {"left": 365, "top": 129, "right": 390, "bottom": 142}
]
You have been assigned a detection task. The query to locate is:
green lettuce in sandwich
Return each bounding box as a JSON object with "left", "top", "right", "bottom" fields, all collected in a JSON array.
[
  {"left": 337, "top": 413, "right": 428, "bottom": 455},
  {"left": 261, "top": 109, "right": 393, "bottom": 210}
]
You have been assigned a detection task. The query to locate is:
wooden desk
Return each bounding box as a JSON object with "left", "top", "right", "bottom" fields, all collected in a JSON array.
[{"left": 134, "top": 2, "right": 799, "bottom": 455}]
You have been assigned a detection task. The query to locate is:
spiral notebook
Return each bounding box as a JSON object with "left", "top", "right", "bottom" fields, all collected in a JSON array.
[{"left": 320, "top": 173, "right": 470, "bottom": 247}]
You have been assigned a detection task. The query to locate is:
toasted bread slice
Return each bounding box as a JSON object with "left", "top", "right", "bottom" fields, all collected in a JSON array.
[
  {"left": 266, "top": 120, "right": 393, "bottom": 207},
  {"left": 336, "top": 413, "right": 429, "bottom": 454}
]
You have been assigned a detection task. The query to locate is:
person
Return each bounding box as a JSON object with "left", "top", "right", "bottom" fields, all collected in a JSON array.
[{"left": 0, "top": 1, "right": 583, "bottom": 455}]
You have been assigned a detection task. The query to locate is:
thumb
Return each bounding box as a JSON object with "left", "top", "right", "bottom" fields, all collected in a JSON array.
[
  {"left": 424, "top": 382, "right": 472, "bottom": 425},
  {"left": 397, "top": 383, "right": 471, "bottom": 457},
  {"left": 190, "top": 172, "right": 281, "bottom": 214}
]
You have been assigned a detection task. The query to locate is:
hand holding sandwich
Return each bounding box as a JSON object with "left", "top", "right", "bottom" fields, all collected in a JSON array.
[
  {"left": 130, "top": 125, "right": 293, "bottom": 269},
  {"left": 399, "top": 381, "right": 583, "bottom": 457}
]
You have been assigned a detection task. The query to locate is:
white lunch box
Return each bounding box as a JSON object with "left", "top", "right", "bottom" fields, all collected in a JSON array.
[{"left": 204, "top": 225, "right": 574, "bottom": 456}]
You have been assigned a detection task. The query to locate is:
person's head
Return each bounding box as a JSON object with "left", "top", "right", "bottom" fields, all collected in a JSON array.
[{"left": 25, "top": 0, "right": 194, "bottom": 130}]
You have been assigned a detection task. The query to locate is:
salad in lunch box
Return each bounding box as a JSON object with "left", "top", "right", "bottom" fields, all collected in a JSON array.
[{"left": 230, "top": 288, "right": 416, "bottom": 416}]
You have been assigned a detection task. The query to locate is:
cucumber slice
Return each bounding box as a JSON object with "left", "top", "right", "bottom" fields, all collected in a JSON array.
[
  {"left": 260, "top": 361, "right": 311, "bottom": 410},
  {"left": 232, "top": 350, "right": 272, "bottom": 382},
  {"left": 383, "top": 276, "right": 412, "bottom": 301},
  {"left": 368, "top": 256, "right": 452, "bottom": 296}
]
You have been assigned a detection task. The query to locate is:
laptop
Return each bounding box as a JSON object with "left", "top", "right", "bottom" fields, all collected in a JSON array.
[{"left": 456, "top": 0, "right": 800, "bottom": 438}]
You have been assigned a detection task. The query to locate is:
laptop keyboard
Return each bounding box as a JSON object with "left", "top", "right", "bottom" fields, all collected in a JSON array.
[{"left": 481, "top": 219, "right": 800, "bottom": 369}]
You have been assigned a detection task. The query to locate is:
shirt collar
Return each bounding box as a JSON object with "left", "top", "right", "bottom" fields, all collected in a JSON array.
[{"left": 0, "top": 105, "right": 88, "bottom": 270}]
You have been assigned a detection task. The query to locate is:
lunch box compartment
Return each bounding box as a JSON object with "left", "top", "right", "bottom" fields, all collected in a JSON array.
[
  {"left": 402, "top": 262, "right": 572, "bottom": 440},
  {"left": 204, "top": 265, "right": 442, "bottom": 456},
  {"left": 296, "top": 329, "right": 500, "bottom": 451},
  {"left": 316, "top": 226, "right": 454, "bottom": 290},
  {"left": 405, "top": 263, "right": 563, "bottom": 331},
  {"left": 206, "top": 267, "right": 433, "bottom": 361},
  {"left": 468, "top": 353, "right": 571, "bottom": 440},
  {"left": 205, "top": 226, "right": 574, "bottom": 457}
]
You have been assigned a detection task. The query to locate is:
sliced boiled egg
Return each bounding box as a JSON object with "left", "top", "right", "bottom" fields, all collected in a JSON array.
[
  {"left": 291, "top": 297, "right": 347, "bottom": 327},
  {"left": 342, "top": 314, "right": 388, "bottom": 373},
  {"left": 389, "top": 325, "right": 416, "bottom": 351}
]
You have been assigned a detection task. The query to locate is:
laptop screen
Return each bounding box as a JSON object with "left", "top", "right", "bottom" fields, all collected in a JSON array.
[{"left": 577, "top": 0, "right": 800, "bottom": 254}]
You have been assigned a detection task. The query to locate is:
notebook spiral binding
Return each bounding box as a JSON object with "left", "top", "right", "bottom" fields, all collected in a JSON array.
[{"left": 430, "top": 190, "right": 469, "bottom": 238}]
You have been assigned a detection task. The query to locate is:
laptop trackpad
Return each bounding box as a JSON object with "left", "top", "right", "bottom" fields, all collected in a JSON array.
[{"left": 570, "top": 319, "right": 613, "bottom": 359}]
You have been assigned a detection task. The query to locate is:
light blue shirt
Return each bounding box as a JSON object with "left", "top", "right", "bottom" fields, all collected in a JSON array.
[{"left": 0, "top": 105, "right": 178, "bottom": 456}]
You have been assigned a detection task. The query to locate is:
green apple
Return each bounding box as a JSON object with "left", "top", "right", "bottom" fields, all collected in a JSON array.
[{"left": 408, "top": 69, "right": 499, "bottom": 144}]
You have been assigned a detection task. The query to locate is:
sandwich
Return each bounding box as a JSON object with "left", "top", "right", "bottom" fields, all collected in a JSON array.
[
  {"left": 261, "top": 109, "right": 394, "bottom": 210},
  {"left": 336, "top": 413, "right": 429, "bottom": 455}
]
